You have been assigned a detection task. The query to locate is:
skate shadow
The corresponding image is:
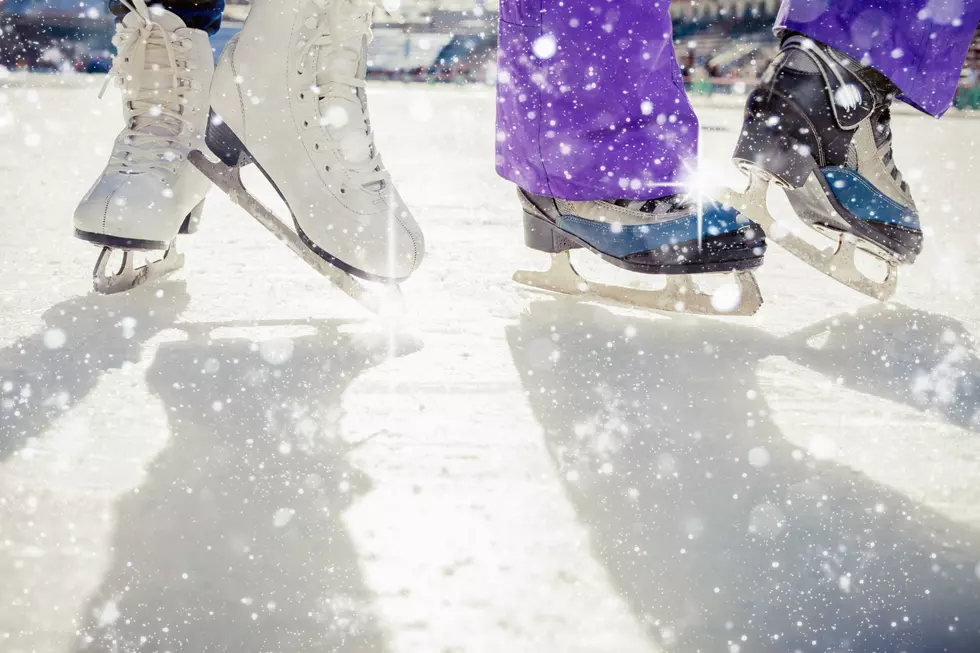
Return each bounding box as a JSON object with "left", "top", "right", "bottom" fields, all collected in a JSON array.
[
  {"left": 72, "top": 319, "right": 420, "bottom": 653},
  {"left": 0, "top": 282, "right": 190, "bottom": 464},
  {"left": 783, "top": 305, "right": 980, "bottom": 432},
  {"left": 507, "top": 299, "right": 980, "bottom": 653}
]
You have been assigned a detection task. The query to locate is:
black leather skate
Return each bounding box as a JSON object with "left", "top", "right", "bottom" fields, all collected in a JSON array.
[{"left": 726, "top": 34, "right": 921, "bottom": 300}]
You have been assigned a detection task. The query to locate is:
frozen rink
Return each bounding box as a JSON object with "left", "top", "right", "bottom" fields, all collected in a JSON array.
[{"left": 3, "top": 75, "right": 980, "bottom": 652}]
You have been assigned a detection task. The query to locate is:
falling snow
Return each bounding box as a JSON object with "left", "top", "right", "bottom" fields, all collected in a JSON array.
[{"left": 2, "top": 1, "right": 980, "bottom": 652}]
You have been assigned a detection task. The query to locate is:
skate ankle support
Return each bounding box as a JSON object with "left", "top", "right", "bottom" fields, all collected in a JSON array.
[{"left": 733, "top": 87, "right": 825, "bottom": 188}]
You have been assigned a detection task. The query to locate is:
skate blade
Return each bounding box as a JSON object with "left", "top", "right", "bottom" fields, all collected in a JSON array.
[
  {"left": 721, "top": 174, "right": 898, "bottom": 301},
  {"left": 93, "top": 243, "right": 184, "bottom": 295},
  {"left": 189, "top": 150, "right": 400, "bottom": 315},
  {"left": 514, "top": 251, "right": 763, "bottom": 317}
]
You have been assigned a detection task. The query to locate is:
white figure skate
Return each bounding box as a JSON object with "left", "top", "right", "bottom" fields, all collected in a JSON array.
[
  {"left": 193, "top": 0, "right": 424, "bottom": 311},
  {"left": 74, "top": 0, "right": 214, "bottom": 295}
]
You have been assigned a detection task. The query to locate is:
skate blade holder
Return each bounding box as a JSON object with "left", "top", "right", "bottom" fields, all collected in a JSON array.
[
  {"left": 189, "top": 150, "right": 403, "bottom": 316},
  {"left": 722, "top": 175, "right": 898, "bottom": 301},
  {"left": 514, "top": 251, "right": 763, "bottom": 317},
  {"left": 93, "top": 243, "right": 185, "bottom": 295}
]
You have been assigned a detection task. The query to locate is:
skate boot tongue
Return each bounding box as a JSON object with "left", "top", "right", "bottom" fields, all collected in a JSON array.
[
  {"left": 308, "top": 0, "right": 385, "bottom": 191},
  {"left": 117, "top": 8, "right": 188, "bottom": 138},
  {"left": 100, "top": 5, "right": 197, "bottom": 173},
  {"left": 866, "top": 106, "right": 909, "bottom": 194},
  {"left": 317, "top": 63, "right": 371, "bottom": 166}
]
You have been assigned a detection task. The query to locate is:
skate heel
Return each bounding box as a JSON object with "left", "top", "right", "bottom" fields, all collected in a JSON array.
[
  {"left": 179, "top": 200, "right": 206, "bottom": 235},
  {"left": 523, "top": 211, "right": 580, "bottom": 253},
  {"left": 732, "top": 91, "right": 818, "bottom": 189},
  {"left": 205, "top": 110, "right": 253, "bottom": 167}
]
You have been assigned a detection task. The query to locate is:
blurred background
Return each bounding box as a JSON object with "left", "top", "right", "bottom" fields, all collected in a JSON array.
[{"left": 2, "top": 0, "right": 980, "bottom": 109}]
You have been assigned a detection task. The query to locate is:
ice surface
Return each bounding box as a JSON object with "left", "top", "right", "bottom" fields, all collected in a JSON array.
[{"left": 2, "top": 76, "right": 980, "bottom": 652}]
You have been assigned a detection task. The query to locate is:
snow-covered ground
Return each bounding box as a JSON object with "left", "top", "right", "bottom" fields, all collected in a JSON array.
[{"left": 2, "top": 75, "right": 980, "bottom": 653}]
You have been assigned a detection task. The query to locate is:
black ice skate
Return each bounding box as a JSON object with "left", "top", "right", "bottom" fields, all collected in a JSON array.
[
  {"left": 514, "top": 189, "right": 766, "bottom": 316},
  {"left": 726, "top": 34, "right": 922, "bottom": 300}
]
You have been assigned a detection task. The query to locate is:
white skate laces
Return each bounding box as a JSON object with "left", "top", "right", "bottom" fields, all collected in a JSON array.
[
  {"left": 300, "top": 0, "right": 389, "bottom": 191},
  {"left": 99, "top": 0, "right": 198, "bottom": 176}
]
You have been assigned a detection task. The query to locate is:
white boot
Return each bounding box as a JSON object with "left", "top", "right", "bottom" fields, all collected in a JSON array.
[
  {"left": 207, "top": 0, "right": 424, "bottom": 282},
  {"left": 74, "top": 1, "right": 213, "bottom": 277}
]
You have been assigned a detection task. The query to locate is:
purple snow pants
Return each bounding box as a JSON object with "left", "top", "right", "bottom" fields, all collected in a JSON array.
[{"left": 496, "top": 0, "right": 980, "bottom": 202}]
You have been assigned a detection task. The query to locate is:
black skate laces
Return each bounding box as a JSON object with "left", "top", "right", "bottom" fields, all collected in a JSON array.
[
  {"left": 611, "top": 193, "right": 695, "bottom": 216},
  {"left": 871, "top": 106, "right": 909, "bottom": 194}
]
